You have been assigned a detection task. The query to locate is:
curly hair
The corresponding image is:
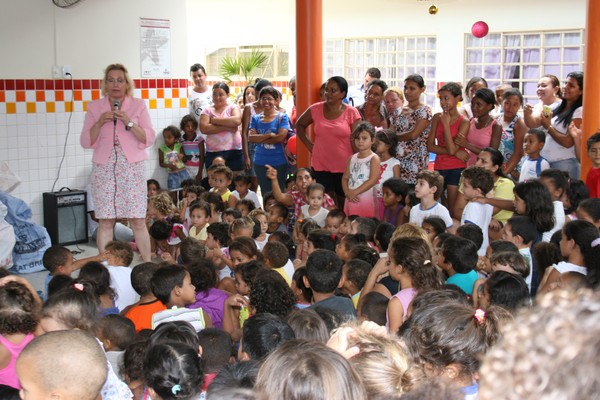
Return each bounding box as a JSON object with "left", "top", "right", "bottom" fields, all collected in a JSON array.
[
  {"left": 479, "top": 289, "right": 600, "bottom": 400},
  {"left": 0, "top": 281, "right": 38, "bottom": 335},
  {"left": 250, "top": 269, "right": 296, "bottom": 319},
  {"left": 149, "top": 192, "right": 176, "bottom": 218}
]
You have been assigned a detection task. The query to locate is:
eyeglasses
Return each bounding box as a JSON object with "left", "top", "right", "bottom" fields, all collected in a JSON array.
[{"left": 107, "top": 79, "right": 126, "bottom": 85}]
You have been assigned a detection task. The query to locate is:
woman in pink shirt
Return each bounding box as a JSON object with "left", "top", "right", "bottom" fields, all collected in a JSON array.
[
  {"left": 296, "top": 76, "right": 361, "bottom": 206},
  {"left": 81, "top": 64, "right": 155, "bottom": 261},
  {"left": 199, "top": 82, "right": 243, "bottom": 173}
]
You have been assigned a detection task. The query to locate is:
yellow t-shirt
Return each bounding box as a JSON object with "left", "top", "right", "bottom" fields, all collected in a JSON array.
[
  {"left": 189, "top": 224, "right": 209, "bottom": 241},
  {"left": 273, "top": 267, "right": 292, "bottom": 286}
]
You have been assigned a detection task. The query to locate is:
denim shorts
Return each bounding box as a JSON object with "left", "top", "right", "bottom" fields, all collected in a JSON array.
[
  {"left": 438, "top": 168, "right": 464, "bottom": 187},
  {"left": 167, "top": 169, "right": 191, "bottom": 190},
  {"left": 549, "top": 158, "right": 580, "bottom": 181},
  {"left": 205, "top": 149, "right": 244, "bottom": 171}
]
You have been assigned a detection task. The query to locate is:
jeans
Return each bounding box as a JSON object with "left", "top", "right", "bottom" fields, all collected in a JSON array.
[
  {"left": 167, "top": 169, "right": 191, "bottom": 190},
  {"left": 549, "top": 158, "right": 580, "bottom": 180},
  {"left": 255, "top": 163, "right": 287, "bottom": 195}
]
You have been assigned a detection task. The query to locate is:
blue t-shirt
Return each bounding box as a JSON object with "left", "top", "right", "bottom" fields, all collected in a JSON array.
[
  {"left": 447, "top": 270, "right": 478, "bottom": 296},
  {"left": 249, "top": 112, "right": 290, "bottom": 166}
]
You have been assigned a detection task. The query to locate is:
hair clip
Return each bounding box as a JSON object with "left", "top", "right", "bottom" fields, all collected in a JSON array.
[
  {"left": 171, "top": 384, "right": 182, "bottom": 395},
  {"left": 474, "top": 308, "right": 486, "bottom": 325},
  {"left": 423, "top": 260, "right": 432, "bottom": 266},
  {"left": 592, "top": 237, "right": 600, "bottom": 248},
  {"left": 73, "top": 283, "right": 84, "bottom": 292}
]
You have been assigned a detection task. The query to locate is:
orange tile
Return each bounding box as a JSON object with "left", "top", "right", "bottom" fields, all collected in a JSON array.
[
  {"left": 16, "top": 91, "right": 25, "bottom": 102},
  {"left": 26, "top": 102, "right": 36, "bottom": 113},
  {"left": 6, "top": 103, "right": 16, "bottom": 114},
  {"left": 172, "top": 88, "right": 179, "bottom": 98},
  {"left": 46, "top": 102, "right": 55, "bottom": 113},
  {"left": 83, "top": 101, "right": 89, "bottom": 111},
  {"left": 164, "top": 98, "right": 172, "bottom": 109},
  {"left": 36, "top": 90, "right": 45, "bottom": 102},
  {"left": 73, "top": 90, "right": 82, "bottom": 101},
  {"left": 0, "top": 92, "right": 4, "bottom": 102},
  {"left": 149, "top": 99, "right": 157, "bottom": 109},
  {"left": 92, "top": 90, "right": 100, "bottom": 100},
  {"left": 65, "top": 102, "right": 73, "bottom": 112},
  {"left": 157, "top": 89, "right": 164, "bottom": 99},
  {"left": 179, "top": 98, "right": 187, "bottom": 108},
  {"left": 142, "top": 89, "right": 149, "bottom": 99},
  {"left": 55, "top": 91, "right": 64, "bottom": 101}
]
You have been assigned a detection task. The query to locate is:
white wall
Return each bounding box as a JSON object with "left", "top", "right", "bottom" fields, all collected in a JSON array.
[{"left": 0, "top": 0, "right": 588, "bottom": 227}]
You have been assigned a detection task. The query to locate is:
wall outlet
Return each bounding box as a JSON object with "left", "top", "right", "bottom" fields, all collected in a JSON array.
[
  {"left": 62, "top": 65, "right": 71, "bottom": 78},
  {"left": 52, "top": 65, "right": 72, "bottom": 78}
]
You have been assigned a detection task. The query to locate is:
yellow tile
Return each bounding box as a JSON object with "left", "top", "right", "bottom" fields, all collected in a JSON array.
[
  {"left": 164, "top": 98, "right": 172, "bottom": 109},
  {"left": 26, "top": 102, "right": 36, "bottom": 113},
  {"left": 65, "top": 102, "right": 73, "bottom": 112},
  {"left": 149, "top": 99, "right": 157, "bottom": 109},
  {"left": 157, "top": 89, "right": 164, "bottom": 99},
  {"left": 46, "top": 102, "right": 55, "bottom": 113},
  {"left": 83, "top": 101, "right": 89, "bottom": 111},
  {"left": 6, "top": 103, "right": 16, "bottom": 114},
  {"left": 179, "top": 98, "right": 187, "bottom": 108}
]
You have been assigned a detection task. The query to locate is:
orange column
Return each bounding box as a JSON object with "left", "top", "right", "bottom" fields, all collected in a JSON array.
[
  {"left": 581, "top": 0, "right": 600, "bottom": 179},
  {"left": 296, "top": 0, "right": 322, "bottom": 169}
]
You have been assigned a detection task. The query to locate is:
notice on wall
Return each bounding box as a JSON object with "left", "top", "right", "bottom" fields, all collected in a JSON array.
[{"left": 140, "top": 18, "right": 171, "bottom": 77}]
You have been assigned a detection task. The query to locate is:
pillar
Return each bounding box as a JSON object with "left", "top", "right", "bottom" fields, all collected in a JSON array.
[
  {"left": 295, "top": 0, "right": 322, "bottom": 169},
  {"left": 581, "top": 0, "right": 600, "bottom": 179}
]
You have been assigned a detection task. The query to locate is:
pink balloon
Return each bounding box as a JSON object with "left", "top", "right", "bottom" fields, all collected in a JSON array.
[
  {"left": 287, "top": 135, "right": 297, "bottom": 155},
  {"left": 471, "top": 21, "right": 489, "bottom": 38}
]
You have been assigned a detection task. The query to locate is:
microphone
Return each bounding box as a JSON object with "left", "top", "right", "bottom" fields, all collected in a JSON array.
[{"left": 113, "top": 100, "right": 120, "bottom": 126}]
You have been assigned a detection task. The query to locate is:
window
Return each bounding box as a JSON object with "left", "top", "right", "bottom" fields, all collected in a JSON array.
[
  {"left": 324, "top": 36, "right": 437, "bottom": 106},
  {"left": 464, "top": 30, "right": 584, "bottom": 103},
  {"left": 205, "top": 44, "right": 290, "bottom": 81}
]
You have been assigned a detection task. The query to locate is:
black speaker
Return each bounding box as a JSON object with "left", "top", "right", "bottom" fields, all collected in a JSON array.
[{"left": 43, "top": 189, "right": 88, "bottom": 246}]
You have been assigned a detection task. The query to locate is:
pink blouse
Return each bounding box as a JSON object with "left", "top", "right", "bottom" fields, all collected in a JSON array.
[
  {"left": 201, "top": 105, "right": 242, "bottom": 153},
  {"left": 310, "top": 102, "right": 361, "bottom": 173},
  {"left": 466, "top": 118, "right": 497, "bottom": 166}
]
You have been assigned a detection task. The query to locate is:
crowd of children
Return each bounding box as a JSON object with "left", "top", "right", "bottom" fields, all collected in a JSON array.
[{"left": 2, "top": 73, "right": 600, "bottom": 399}]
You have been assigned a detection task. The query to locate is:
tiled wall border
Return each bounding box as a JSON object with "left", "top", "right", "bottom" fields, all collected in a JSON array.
[{"left": 0, "top": 78, "right": 291, "bottom": 115}]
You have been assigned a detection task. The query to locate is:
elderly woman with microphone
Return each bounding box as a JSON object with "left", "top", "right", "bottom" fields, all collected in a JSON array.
[{"left": 81, "top": 63, "right": 155, "bottom": 261}]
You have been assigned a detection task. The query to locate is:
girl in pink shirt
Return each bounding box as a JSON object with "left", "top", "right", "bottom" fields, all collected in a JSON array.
[{"left": 456, "top": 88, "right": 502, "bottom": 166}]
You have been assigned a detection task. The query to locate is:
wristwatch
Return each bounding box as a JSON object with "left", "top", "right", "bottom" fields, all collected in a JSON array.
[{"left": 126, "top": 120, "right": 134, "bottom": 130}]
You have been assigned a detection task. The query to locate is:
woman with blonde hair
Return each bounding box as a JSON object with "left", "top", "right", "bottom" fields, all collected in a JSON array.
[{"left": 81, "top": 64, "right": 155, "bottom": 261}]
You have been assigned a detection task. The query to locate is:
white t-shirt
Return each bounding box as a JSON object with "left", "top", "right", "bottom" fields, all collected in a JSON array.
[
  {"left": 375, "top": 158, "right": 401, "bottom": 198},
  {"left": 347, "top": 84, "right": 366, "bottom": 107},
  {"left": 107, "top": 265, "right": 139, "bottom": 311},
  {"left": 542, "top": 200, "right": 565, "bottom": 242},
  {"left": 540, "top": 106, "right": 581, "bottom": 162},
  {"left": 553, "top": 261, "right": 587, "bottom": 275},
  {"left": 519, "top": 156, "right": 550, "bottom": 182},
  {"left": 461, "top": 202, "right": 494, "bottom": 256},
  {"left": 189, "top": 88, "right": 213, "bottom": 139},
  {"left": 409, "top": 202, "right": 453, "bottom": 228},
  {"left": 519, "top": 247, "right": 533, "bottom": 290},
  {"left": 230, "top": 190, "right": 262, "bottom": 209},
  {"left": 300, "top": 205, "right": 329, "bottom": 228}
]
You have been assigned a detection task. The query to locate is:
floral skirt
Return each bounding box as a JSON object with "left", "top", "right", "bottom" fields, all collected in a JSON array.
[{"left": 91, "top": 143, "right": 147, "bottom": 219}]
